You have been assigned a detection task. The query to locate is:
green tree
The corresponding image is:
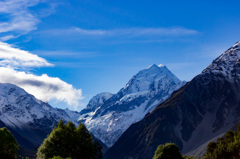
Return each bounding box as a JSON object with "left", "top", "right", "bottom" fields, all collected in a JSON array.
[
  {"left": 37, "top": 120, "right": 102, "bottom": 159},
  {"left": 224, "top": 130, "right": 234, "bottom": 143},
  {"left": 0, "top": 127, "right": 19, "bottom": 159},
  {"left": 206, "top": 141, "right": 217, "bottom": 155},
  {"left": 237, "top": 122, "right": 240, "bottom": 132},
  {"left": 153, "top": 143, "right": 183, "bottom": 159}
]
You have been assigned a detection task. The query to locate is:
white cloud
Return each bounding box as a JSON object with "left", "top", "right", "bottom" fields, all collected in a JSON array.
[
  {"left": 111, "top": 27, "right": 198, "bottom": 36},
  {"left": 0, "top": 67, "right": 83, "bottom": 110},
  {"left": 35, "top": 50, "right": 100, "bottom": 58},
  {"left": 47, "top": 27, "right": 198, "bottom": 37},
  {"left": 0, "top": 35, "right": 18, "bottom": 41},
  {"left": 0, "top": 42, "right": 53, "bottom": 68},
  {"left": 0, "top": 0, "right": 39, "bottom": 13},
  {"left": 0, "top": 41, "right": 83, "bottom": 110}
]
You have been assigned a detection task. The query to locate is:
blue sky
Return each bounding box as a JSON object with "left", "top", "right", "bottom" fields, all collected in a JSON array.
[{"left": 0, "top": 0, "right": 240, "bottom": 110}]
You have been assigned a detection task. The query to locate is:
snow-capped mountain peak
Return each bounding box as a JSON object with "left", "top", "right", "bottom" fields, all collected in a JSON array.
[
  {"left": 123, "top": 64, "right": 181, "bottom": 95},
  {"left": 147, "top": 63, "right": 161, "bottom": 69},
  {"left": 79, "top": 64, "right": 185, "bottom": 147}
]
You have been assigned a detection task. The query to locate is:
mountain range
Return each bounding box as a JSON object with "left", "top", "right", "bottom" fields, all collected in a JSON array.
[
  {"left": 0, "top": 64, "right": 183, "bottom": 157},
  {"left": 104, "top": 41, "right": 240, "bottom": 159},
  {"left": 1, "top": 41, "right": 240, "bottom": 159},
  {"left": 0, "top": 63, "right": 184, "bottom": 157}
]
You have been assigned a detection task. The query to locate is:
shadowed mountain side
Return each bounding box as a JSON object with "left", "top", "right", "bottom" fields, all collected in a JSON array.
[{"left": 104, "top": 72, "right": 240, "bottom": 159}]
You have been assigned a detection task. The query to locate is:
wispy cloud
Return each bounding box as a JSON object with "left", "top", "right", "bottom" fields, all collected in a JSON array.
[
  {"left": 35, "top": 50, "right": 100, "bottom": 58},
  {"left": 0, "top": 0, "right": 59, "bottom": 41},
  {"left": 45, "top": 27, "right": 198, "bottom": 37},
  {"left": 0, "top": 35, "right": 19, "bottom": 41},
  {"left": 0, "top": 42, "right": 53, "bottom": 68},
  {"left": 0, "top": 0, "right": 40, "bottom": 40},
  {"left": 0, "top": 67, "right": 83, "bottom": 110}
]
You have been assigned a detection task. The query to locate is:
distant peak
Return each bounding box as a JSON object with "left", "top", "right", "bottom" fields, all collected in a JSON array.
[
  {"left": 147, "top": 64, "right": 165, "bottom": 69},
  {"left": 123, "top": 63, "right": 181, "bottom": 92},
  {"left": 158, "top": 64, "right": 165, "bottom": 67},
  {"left": 147, "top": 64, "right": 158, "bottom": 69}
]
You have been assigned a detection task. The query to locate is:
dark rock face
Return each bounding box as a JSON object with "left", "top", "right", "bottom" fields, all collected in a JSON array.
[{"left": 104, "top": 41, "right": 240, "bottom": 159}]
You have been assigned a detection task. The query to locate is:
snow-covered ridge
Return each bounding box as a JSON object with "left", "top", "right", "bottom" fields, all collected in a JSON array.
[
  {"left": 79, "top": 64, "right": 185, "bottom": 147},
  {"left": 203, "top": 41, "right": 240, "bottom": 78},
  {"left": 0, "top": 83, "right": 76, "bottom": 128},
  {"left": 86, "top": 92, "right": 113, "bottom": 110}
]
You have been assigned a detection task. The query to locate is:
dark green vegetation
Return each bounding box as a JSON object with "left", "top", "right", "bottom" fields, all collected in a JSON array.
[
  {"left": 152, "top": 143, "right": 199, "bottom": 159},
  {"left": 37, "top": 120, "right": 102, "bottom": 159},
  {"left": 153, "top": 143, "right": 183, "bottom": 159},
  {"left": 203, "top": 122, "right": 240, "bottom": 159},
  {"left": 0, "top": 127, "right": 19, "bottom": 159}
]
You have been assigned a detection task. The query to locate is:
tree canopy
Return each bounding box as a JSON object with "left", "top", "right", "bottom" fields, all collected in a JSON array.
[
  {"left": 153, "top": 143, "right": 183, "bottom": 159},
  {"left": 37, "top": 120, "right": 102, "bottom": 159},
  {"left": 0, "top": 127, "right": 19, "bottom": 159}
]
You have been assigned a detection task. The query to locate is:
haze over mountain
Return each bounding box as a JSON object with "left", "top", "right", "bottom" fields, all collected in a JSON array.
[
  {"left": 79, "top": 64, "right": 185, "bottom": 147},
  {"left": 104, "top": 41, "right": 240, "bottom": 159}
]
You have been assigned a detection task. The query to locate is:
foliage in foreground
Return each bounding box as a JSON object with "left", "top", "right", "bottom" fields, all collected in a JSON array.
[
  {"left": 37, "top": 120, "right": 102, "bottom": 159},
  {"left": 0, "top": 127, "right": 19, "bottom": 159},
  {"left": 153, "top": 143, "right": 183, "bottom": 159},
  {"left": 153, "top": 143, "right": 199, "bottom": 159},
  {"left": 203, "top": 122, "right": 240, "bottom": 159}
]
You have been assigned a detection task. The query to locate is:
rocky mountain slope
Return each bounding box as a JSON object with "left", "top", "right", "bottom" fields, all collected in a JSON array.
[
  {"left": 79, "top": 64, "right": 184, "bottom": 147},
  {"left": 104, "top": 41, "right": 240, "bottom": 159}
]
